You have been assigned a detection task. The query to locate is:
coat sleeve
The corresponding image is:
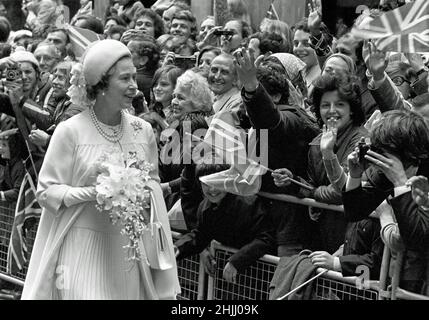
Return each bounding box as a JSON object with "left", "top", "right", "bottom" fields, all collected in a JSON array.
[
  {"left": 175, "top": 206, "right": 213, "bottom": 259},
  {"left": 55, "top": 103, "right": 86, "bottom": 124},
  {"left": 3, "top": 161, "right": 25, "bottom": 202},
  {"left": 342, "top": 185, "right": 390, "bottom": 222},
  {"left": 389, "top": 191, "right": 429, "bottom": 251},
  {"left": 241, "top": 84, "right": 300, "bottom": 142},
  {"left": 339, "top": 226, "right": 384, "bottom": 279},
  {"left": 0, "top": 93, "right": 14, "bottom": 116},
  {"left": 180, "top": 164, "right": 203, "bottom": 231},
  {"left": 36, "top": 121, "right": 94, "bottom": 215},
  {"left": 368, "top": 74, "right": 412, "bottom": 113}
]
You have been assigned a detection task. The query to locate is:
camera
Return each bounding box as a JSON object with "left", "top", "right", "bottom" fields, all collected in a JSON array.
[
  {"left": 213, "top": 29, "right": 235, "bottom": 37},
  {"left": 358, "top": 140, "right": 371, "bottom": 163},
  {"left": 174, "top": 55, "right": 197, "bottom": 63},
  {"left": 5, "top": 66, "right": 21, "bottom": 82},
  {"left": 174, "top": 55, "right": 197, "bottom": 70}
]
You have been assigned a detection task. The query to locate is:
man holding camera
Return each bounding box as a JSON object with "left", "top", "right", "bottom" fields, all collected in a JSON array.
[
  {"left": 0, "top": 50, "right": 50, "bottom": 159},
  {"left": 343, "top": 110, "right": 429, "bottom": 294}
]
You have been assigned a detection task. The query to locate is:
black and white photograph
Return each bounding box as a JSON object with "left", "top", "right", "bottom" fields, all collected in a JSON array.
[{"left": 0, "top": 0, "right": 428, "bottom": 308}]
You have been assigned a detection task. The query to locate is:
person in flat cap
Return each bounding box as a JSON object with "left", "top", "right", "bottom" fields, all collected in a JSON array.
[{"left": 22, "top": 39, "right": 180, "bottom": 300}]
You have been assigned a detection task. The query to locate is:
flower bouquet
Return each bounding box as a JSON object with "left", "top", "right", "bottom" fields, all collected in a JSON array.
[{"left": 94, "top": 149, "right": 154, "bottom": 261}]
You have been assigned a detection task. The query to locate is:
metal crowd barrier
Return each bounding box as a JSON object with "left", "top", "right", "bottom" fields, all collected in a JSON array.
[{"left": 1, "top": 195, "right": 428, "bottom": 300}]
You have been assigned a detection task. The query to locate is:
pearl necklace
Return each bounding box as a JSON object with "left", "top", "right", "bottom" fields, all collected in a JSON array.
[{"left": 90, "top": 107, "right": 125, "bottom": 143}]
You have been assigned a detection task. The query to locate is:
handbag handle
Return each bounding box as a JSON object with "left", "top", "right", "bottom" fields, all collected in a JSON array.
[{"left": 145, "top": 179, "right": 165, "bottom": 225}]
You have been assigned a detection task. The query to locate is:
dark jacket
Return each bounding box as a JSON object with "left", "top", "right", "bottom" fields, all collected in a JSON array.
[
  {"left": 175, "top": 193, "right": 276, "bottom": 272},
  {"left": 305, "top": 124, "right": 367, "bottom": 253},
  {"left": 368, "top": 74, "right": 411, "bottom": 113},
  {"left": 1, "top": 157, "right": 25, "bottom": 203},
  {"left": 242, "top": 84, "right": 320, "bottom": 194},
  {"left": 241, "top": 84, "right": 319, "bottom": 249},
  {"left": 340, "top": 218, "right": 384, "bottom": 280},
  {"left": 180, "top": 164, "right": 203, "bottom": 231}
]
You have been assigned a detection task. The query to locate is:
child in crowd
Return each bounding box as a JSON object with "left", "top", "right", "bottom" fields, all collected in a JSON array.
[{"left": 175, "top": 158, "right": 276, "bottom": 283}]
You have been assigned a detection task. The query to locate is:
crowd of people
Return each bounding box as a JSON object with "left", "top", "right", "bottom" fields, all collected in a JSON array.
[{"left": 0, "top": 0, "right": 428, "bottom": 299}]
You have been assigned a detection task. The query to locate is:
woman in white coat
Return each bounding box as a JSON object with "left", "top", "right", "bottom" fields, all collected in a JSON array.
[{"left": 22, "top": 39, "right": 180, "bottom": 300}]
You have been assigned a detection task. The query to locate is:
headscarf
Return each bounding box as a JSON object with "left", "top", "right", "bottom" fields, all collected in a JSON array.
[
  {"left": 269, "top": 53, "right": 307, "bottom": 108},
  {"left": 323, "top": 53, "right": 357, "bottom": 75}
]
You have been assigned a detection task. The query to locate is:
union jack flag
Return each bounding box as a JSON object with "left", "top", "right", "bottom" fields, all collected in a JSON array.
[
  {"left": 352, "top": 0, "right": 429, "bottom": 52},
  {"left": 199, "top": 113, "right": 268, "bottom": 196},
  {"left": 66, "top": 25, "right": 104, "bottom": 58},
  {"left": 7, "top": 172, "right": 41, "bottom": 274}
]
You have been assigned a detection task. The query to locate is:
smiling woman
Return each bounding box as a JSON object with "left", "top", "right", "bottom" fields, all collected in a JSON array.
[{"left": 22, "top": 39, "right": 180, "bottom": 300}]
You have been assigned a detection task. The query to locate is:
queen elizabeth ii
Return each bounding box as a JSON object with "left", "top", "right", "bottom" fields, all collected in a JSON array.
[{"left": 21, "top": 40, "right": 180, "bottom": 300}]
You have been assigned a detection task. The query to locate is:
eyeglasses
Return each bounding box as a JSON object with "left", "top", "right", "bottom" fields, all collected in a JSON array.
[{"left": 391, "top": 76, "right": 411, "bottom": 86}]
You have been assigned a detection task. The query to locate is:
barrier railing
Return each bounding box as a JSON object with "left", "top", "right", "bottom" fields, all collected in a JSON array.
[{"left": 1, "top": 195, "right": 427, "bottom": 300}]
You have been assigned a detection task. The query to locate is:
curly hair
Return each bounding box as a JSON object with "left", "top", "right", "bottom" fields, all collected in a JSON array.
[
  {"left": 260, "top": 19, "right": 293, "bottom": 53},
  {"left": 370, "top": 110, "right": 429, "bottom": 167},
  {"left": 311, "top": 73, "right": 364, "bottom": 127},
  {"left": 257, "top": 60, "right": 290, "bottom": 104},
  {"left": 175, "top": 69, "right": 214, "bottom": 113},
  {"left": 127, "top": 35, "right": 161, "bottom": 71},
  {"left": 259, "top": 32, "right": 291, "bottom": 54},
  {"left": 134, "top": 8, "right": 165, "bottom": 39}
]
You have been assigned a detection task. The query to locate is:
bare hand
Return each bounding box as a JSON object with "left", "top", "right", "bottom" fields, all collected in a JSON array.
[
  {"left": 366, "top": 42, "right": 387, "bottom": 81},
  {"left": 201, "top": 26, "right": 222, "bottom": 47},
  {"left": 307, "top": 0, "right": 322, "bottom": 34},
  {"left": 223, "top": 262, "right": 238, "bottom": 284},
  {"left": 347, "top": 146, "right": 365, "bottom": 179},
  {"left": 364, "top": 150, "right": 408, "bottom": 187},
  {"left": 162, "top": 51, "right": 176, "bottom": 67},
  {"left": 4, "top": 81, "right": 24, "bottom": 107},
  {"left": 201, "top": 248, "right": 216, "bottom": 277},
  {"left": 233, "top": 47, "right": 259, "bottom": 92},
  {"left": 272, "top": 168, "right": 293, "bottom": 187},
  {"left": 320, "top": 123, "right": 337, "bottom": 158},
  {"left": 407, "top": 175, "right": 429, "bottom": 208},
  {"left": 309, "top": 251, "right": 334, "bottom": 269},
  {"left": 28, "top": 129, "right": 50, "bottom": 147},
  {"left": 0, "top": 57, "right": 17, "bottom": 72}
]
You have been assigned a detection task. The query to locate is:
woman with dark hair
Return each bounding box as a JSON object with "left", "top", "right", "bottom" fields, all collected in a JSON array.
[
  {"left": 134, "top": 8, "right": 165, "bottom": 39},
  {"left": 274, "top": 72, "right": 367, "bottom": 253},
  {"left": 22, "top": 39, "right": 180, "bottom": 300},
  {"left": 150, "top": 64, "right": 184, "bottom": 122}
]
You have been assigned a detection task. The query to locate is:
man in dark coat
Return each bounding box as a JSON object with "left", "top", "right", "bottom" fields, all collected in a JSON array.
[{"left": 234, "top": 48, "right": 320, "bottom": 257}]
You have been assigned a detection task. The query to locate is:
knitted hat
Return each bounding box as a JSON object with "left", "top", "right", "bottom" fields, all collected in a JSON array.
[{"left": 83, "top": 39, "right": 131, "bottom": 86}]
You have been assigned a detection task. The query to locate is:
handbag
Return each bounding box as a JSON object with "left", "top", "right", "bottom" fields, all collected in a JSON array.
[{"left": 141, "top": 181, "right": 174, "bottom": 270}]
